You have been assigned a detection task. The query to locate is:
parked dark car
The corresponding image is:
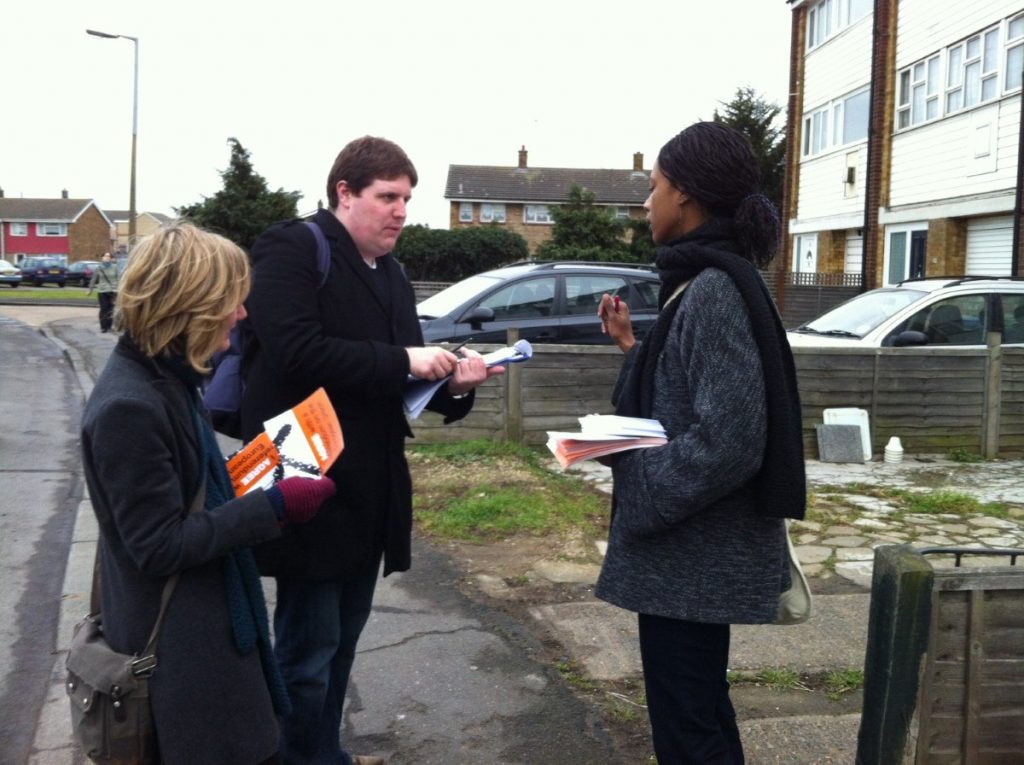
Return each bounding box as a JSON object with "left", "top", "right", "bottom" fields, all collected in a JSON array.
[
  {"left": 19, "top": 257, "right": 67, "bottom": 287},
  {"left": 416, "top": 261, "right": 661, "bottom": 345},
  {"left": 66, "top": 260, "right": 102, "bottom": 287},
  {"left": 0, "top": 259, "right": 21, "bottom": 288}
]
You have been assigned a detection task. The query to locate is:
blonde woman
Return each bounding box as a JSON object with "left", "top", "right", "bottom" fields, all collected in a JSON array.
[{"left": 80, "top": 223, "right": 336, "bottom": 765}]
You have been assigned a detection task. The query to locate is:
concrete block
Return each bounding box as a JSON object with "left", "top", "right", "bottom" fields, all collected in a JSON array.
[{"left": 816, "top": 423, "right": 866, "bottom": 463}]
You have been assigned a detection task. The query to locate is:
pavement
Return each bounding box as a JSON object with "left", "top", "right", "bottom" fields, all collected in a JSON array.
[{"left": 11, "top": 303, "right": 1024, "bottom": 765}]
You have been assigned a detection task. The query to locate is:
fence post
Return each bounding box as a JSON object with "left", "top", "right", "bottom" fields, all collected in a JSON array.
[
  {"left": 504, "top": 327, "right": 522, "bottom": 444},
  {"left": 855, "top": 545, "right": 934, "bottom": 764},
  {"left": 982, "top": 330, "right": 1002, "bottom": 458}
]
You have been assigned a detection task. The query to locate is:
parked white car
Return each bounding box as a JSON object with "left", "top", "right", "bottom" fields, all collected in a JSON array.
[{"left": 786, "top": 277, "right": 1024, "bottom": 348}]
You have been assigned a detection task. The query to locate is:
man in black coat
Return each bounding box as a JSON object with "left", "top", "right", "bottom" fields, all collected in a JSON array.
[{"left": 241, "top": 136, "right": 500, "bottom": 765}]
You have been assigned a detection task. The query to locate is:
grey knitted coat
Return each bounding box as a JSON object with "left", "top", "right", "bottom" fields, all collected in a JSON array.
[{"left": 594, "top": 268, "right": 789, "bottom": 624}]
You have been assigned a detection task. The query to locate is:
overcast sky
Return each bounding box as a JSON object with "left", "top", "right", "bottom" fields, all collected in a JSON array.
[{"left": 2, "top": 1, "right": 793, "bottom": 230}]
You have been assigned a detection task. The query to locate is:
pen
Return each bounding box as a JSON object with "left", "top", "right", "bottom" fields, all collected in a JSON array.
[
  {"left": 449, "top": 340, "right": 468, "bottom": 358},
  {"left": 613, "top": 295, "right": 621, "bottom": 312}
]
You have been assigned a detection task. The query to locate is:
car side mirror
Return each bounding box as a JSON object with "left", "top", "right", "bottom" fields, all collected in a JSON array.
[
  {"left": 892, "top": 330, "right": 929, "bottom": 347},
  {"left": 464, "top": 307, "right": 495, "bottom": 330}
]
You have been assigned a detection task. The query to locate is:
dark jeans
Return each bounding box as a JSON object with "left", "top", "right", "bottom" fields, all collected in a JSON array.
[
  {"left": 638, "top": 614, "right": 744, "bottom": 764},
  {"left": 273, "top": 564, "right": 379, "bottom": 765},
  {"left": 97, "top": 291, "right": 116, "bottom": 332}
]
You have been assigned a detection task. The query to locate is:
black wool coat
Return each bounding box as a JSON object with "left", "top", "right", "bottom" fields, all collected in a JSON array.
[
  {"left": 241, "top": 209, "right": 472, "bottom": 581},
  {"left": 81, "top": 339, "right": 283, "bottom": 765}
]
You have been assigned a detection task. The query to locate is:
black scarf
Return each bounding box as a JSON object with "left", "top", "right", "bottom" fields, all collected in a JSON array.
[{"left": 614, "top": 218, "right": 806, "bottom": 520}]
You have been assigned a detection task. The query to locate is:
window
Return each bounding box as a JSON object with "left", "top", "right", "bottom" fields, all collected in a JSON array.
[
  {"left": 10, "top": 222, "right": 28, "bottom": 236},
  {"left": 807, "top": 0, "right": 870, "bottom": 50},
  {"left": 946, "top": 27, "right": 1000, "bottom": 114},
  {"left": 480, "top": 203, "right": 506, "bottom": 223},
  {"left": 897, "top": 17, "right": 1022, "bottom": 131},
  {"left": 458, "top": 202, "right": 473, "bottom": 223},
  {"left": 37, "top": 222, "right": 67, "bottom": 236},
  {"left": 1006, "top": 13, "right": 1024, "bottom": 91},
  {"left": 803, "top": 88, "right": 869, "bottom": 156},
  {"left": 885, "top": 225, "right": 927, "bottom": 285},
  {"left": 608, "top": 206, "right": 630, "bottom": 219},
  {"left": 524, "top": 205, "right": 553, "bottom": 224},
  {"left": 897, "top": 55, "right": 940, "bottom": 128},
  {"left": 564, "top": 275, "right": 626, "bottom": 316},
  {"left": 478, "top": 277, "right": 556, "bottom": 320},
  {"left": 901, "top": 295, "right": 988, "bottom": 345}
]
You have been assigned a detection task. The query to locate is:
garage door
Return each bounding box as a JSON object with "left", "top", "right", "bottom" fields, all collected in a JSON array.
[{"left": 965, "top": 217, "right": 1012, "bottom": 275}]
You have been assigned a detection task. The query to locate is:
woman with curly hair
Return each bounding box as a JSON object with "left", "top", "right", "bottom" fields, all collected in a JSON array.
[{"left": 597, "top": 122, "right": 806, "bottom": 763}]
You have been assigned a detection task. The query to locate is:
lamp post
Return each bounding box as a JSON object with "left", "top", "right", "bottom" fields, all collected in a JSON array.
[{"left": 86, "top": 28, "right": 139, "bottom": 249}]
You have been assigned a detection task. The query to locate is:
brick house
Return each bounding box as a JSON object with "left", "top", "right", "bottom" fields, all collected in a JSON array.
[
  {"left": 105, "top": 210, "right": 173, "bottom": 249},
  {"left": 0, "top": 192, "right": 113, "bottom": 264},
  {"left": 783, "top": 0, "right": 1024, "bottom": 290},
  {"left": 444, "top": 147, "right": 650, "bottom": 252}
]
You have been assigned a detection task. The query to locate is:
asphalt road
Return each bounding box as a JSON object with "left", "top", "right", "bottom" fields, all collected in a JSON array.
[
  {"left": 0, "top": 304, "right": 627, "bottom": 765},
  {"left": 0, "top": 311, "right": 86, "bottom": 763}
]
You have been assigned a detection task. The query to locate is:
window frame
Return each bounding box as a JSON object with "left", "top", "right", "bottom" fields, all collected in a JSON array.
[
  {"left": 802, "top": 87, "right": 870, "bottom": 157},
  {"left": 10, "top": 222, "right": 28, "bottom": 237},
  {"left": 480, "top": 203, "right": 506, "bottom": 223},
  {"left": 524, "top": 204, "right": 553, "bottom": 225},
  {"left": 37, "top": 222, "right": 68, "bottom": 237},
  {"left": 806, "top": 0, "right": 870, "bottom": 51},
  {"left": 458, "top": 202, "right": 473, "bottom": 223}
]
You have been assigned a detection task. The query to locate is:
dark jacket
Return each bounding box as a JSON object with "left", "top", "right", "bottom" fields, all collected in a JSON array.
[
  {"left": 81, "top": 338, "right": 283, "bottom": 765},
  {"left": 594, "top": 269, "right": 790, "bottom": 623},
  {"left": 241, "top": 209, "right": 472, "bottom": 580}
]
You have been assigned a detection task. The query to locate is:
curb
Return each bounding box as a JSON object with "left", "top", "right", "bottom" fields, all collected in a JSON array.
[{"left": 29, "top": 327, "right": 93, "bottom": 764}]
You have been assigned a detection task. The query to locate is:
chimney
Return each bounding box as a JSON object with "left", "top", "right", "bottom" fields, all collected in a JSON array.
[
  {"left": 61, "top": 188, "right": 68, "bottom": 199},
  {"left": 633, "top": 152, "right": 644, "bottom": 172},
  {"left": 518, "top": 146, "right": 528, "bottom": 169}
]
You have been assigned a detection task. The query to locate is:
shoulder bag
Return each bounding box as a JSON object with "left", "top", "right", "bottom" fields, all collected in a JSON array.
[
  {"left": 66, "top": 481, "right": 204, "bottom": 763},
  {"left": 774, "top": 520, "right": 813, "bottom": 625}
]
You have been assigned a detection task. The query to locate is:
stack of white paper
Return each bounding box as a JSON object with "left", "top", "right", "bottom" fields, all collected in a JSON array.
[{"left": 546, "top": 414, "right": 667, "bottom": 468}]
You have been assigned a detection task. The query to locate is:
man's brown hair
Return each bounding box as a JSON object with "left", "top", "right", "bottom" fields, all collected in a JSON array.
[{"left": 326, "top": 136, "right": 418, "bottom": 209}]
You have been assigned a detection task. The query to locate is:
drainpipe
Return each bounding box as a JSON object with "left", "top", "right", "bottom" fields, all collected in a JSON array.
[{"left": 1013, "top": 65, "right": 1024, "bottom": 276}]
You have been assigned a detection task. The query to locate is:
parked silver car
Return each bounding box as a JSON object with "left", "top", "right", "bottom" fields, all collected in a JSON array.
[{"left": 787, "top": 276, "right": 1024, "bottom": 348}]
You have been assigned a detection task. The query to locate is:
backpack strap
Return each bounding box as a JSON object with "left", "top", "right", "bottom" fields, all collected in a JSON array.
[{"left": 303, "top": 220, "right": 331, "bottom": 290}]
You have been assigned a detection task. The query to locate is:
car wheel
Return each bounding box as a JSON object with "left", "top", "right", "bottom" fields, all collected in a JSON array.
[
  {"left": 58, "top": 282, "right": 66, "bottom": 288},
  {"left": 10, "top": 282, "right": 17, "bottom": 288}
]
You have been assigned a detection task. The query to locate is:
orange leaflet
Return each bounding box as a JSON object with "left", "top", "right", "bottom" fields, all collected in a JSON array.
[
  {"left": 227, "top": 431, "right": 281, "bottom": 496},
  {"left": 290, "top": 387, "right": 344, "bottom": 475}
]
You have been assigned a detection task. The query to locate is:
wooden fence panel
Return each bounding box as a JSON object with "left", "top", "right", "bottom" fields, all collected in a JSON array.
[{"left": 411, "top": 343, "right": 1024, "bottom": 457}]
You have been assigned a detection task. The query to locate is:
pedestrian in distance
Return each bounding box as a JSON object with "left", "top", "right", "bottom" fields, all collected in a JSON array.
[
  {"left": 596, "top": 121, "right": 806, "bottom": 764},
  {"left": 88, "top": 252, "right": 120, "bottom": 333},
  {"left": 241, "top": 136, "right": 503, "bottom": 765},
  {"left": 80, "top": 222, "right": 338, "bottom": 765}
]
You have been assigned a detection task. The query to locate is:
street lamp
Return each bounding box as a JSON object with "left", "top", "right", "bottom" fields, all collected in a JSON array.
[{"left": 86, "top": 28, "right": 139, "bottom": 249}]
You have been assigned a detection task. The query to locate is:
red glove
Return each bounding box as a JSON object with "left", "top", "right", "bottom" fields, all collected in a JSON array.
[{"left": 265, "top": 476, "right": 336, "bottom": 525}]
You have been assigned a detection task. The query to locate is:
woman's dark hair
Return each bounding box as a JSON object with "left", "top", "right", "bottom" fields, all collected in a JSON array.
[
  {"left": 657, "top": 121, "right": 779, "bottom": 267},
  {"left": 326, "top": 136, "right": 418, "bottom": 209}
]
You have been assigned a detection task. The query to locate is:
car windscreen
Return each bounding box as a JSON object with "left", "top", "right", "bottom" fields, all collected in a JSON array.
[
  {"left": 797, "top": 288, "right": 927, "bottom": 337},
  {"left": 416, "top": 275, "right": 504, "bottom": 318}
]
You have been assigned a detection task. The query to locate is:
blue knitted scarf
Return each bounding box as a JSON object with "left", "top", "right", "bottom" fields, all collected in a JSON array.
[{"left": 164, "top": 354, "right": 292, "bottom": 717}]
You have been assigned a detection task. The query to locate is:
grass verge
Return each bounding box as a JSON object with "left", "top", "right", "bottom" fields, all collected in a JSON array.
[
  {"left": 408, "top": 439, "right": 609, "bottom": 543},
  {"left": 0, "top": 287, "right": 93, "bottom": 303}
]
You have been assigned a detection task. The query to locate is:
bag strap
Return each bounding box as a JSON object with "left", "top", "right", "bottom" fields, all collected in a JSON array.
[
  {"left": 303, "top": 220, "right": 331, "bottom": 290},
  {"left": 88, "top": 478, "right": 207, "bottom": 669}
]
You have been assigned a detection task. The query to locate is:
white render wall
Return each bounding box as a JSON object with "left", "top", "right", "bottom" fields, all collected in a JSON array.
[
  {"left": 889, "top": 0, "right": 1023, "bottom": 210},
  {"left": 895, "top": 0, "right": 1022, "bottom": 68},
  {"left": 890, "top": 98, "right": 1020, "bottom": 209},
  {"left": 796, "top": 14, "right": 872, "bottom": 224}
]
